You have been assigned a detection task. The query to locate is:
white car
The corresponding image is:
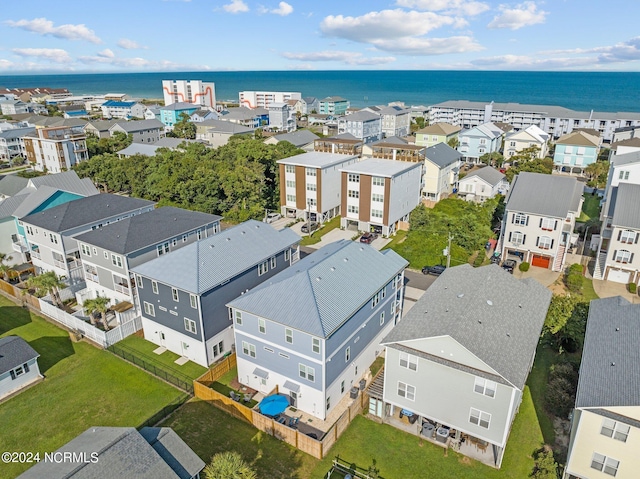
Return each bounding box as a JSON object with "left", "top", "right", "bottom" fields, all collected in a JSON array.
[{"left": 263, "top": 213, "right": 282, "bottom": 223}]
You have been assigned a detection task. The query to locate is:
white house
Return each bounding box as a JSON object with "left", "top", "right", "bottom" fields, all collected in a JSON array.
[
  {"left": 503, "top": 125, "right": 549, "bottom": 159},
  {"left": 0, "top": 336, "right": 42, "bottom": 401},
  {"left": 458, "top": 166, "right": 509, "bottom": 203},
  {"left": 422, "top": 143, "right": 462, "bottom": 201}
]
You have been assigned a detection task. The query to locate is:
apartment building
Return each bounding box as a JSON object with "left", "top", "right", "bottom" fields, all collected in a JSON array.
[
  {"left": 100, "top": 101, "right": 146, "bottom": 120},
  {"left": 162, "top": 80, "right": 216, "bottom": 108},
  {"left": 337, "top": 111, "right": 382, "bottom": 144},
  {"left": 239, "top": 91, "right": 301, "bottom": 109},
  {"left": 319, "top": 96, "right": 350, "bottom": 116},
  {"left": 23, "top": 126, "right": 88, "bottom": 173},
  {"left": 0, "top": 127, "right": 34, "bottom": 162},
  {"left": 268, "top": 102, "right": 296, "bottom": 133}
]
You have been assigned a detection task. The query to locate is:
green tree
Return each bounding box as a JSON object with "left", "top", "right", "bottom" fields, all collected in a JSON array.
[
  {"left": 171, "top": 112, "right": 196, "bottom": 139},
  {"left": 585, "top": 160, "right": 610, "bottom": 189},
  {"left": 545, "top": 361, "right": 579, "bottom": 418},
  {"left": 565, "top": 263, "right": 584, "bottom": 293},
  {"left": 25, "top": 271, "right": 66, "bottom": 308},
  {"left": 0, "top": 253, "right": 14, "bottom": 282},
  {"left": 479, "top": 151, "right": 504, "bottom": 167},
  {"left": 203, "top": 451, "right": 256, "bottom": 479},
  {"left": 447, "top": 137, "right": 459, "bottom": 149},
  {"left": 86, "top": 131, "right": 133, "bottom": 157},
  {"left": 543, "top": 294, "right": 577, "bottom": 337},
  {"left": 83, "top": 295, "right": 111, "bottom": 330},
  {"left": 510, "top": 145, "right": 541, "bottom": 165},
  {"left": 531, "top": 446, "right": 559, "bottom": 479},
  {"left": 505, "top": 157, "right": 554, "bottom": 182}
]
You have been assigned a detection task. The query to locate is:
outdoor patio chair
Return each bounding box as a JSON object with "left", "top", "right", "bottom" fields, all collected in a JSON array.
[
  {"left": 243, "top": 393, "right": 252, "bottom": 403},
  {"left": 276, "top": 415, "right": 287, "bottom": 424},
  {"left": 288, "top": 416, "right": 300, "bottom": 428},
  {"left": 230, "top": 391, "right": 241, "bottom": 402}
]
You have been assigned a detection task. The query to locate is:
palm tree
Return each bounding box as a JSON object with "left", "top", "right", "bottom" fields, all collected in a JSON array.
[
  {"left": 83, "top": 295, "right": 111, "bottom": 331},
  {"left": 25, "top": 271, "right": 66, "bottom": 308},
  {"left": 203, "top": 452, "right": 257, "bottom": 479},
  {"left": 0, "top": 252, "right": 14, "bottom": 282}
]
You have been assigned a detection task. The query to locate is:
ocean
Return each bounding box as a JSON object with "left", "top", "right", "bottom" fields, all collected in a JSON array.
[{"left": 1, "top": 70, "right": 640, "bottom": 112}]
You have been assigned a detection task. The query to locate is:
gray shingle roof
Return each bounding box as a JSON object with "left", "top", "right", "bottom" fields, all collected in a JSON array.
[
  {"left": 16, "top": 426, "right": 203, "bottom": 479},
  {"left": 222, "top": 107, "right": 268, "bottom": 121},
  {"left": 0, "top": 336, "right": 39, "bottom": 375},
  {"left": 575, "top": 297, "right": 640, "bottom": 408},
  {"left": 277, "top": 152, "right": 358, "bottom": 168},
  {"left": 611, "top": 150, "right": 640, "bottom": 167},
  {"left": 611, "top": 182, "right": 640, "bottom": 229},
  {"left": 84, "top": 119, "right": 121, "bottom": 133},
  {"left": 132, "top": 219, "right": 300, "bottom": 294},
  {"left": 203, "top": 119, "right": 253, "bottom": 135},
  {"left": 228, "top": 240, "right": 408, "bottom": 338},
  {"left": 424, "top": 142, "right": 462, "bottom": 168},
  {"left": 270, "top": 130, "right": 319, "bottom": 147},
  {"left": 340, "top": 110, "right": 380, "bottom": 122},
  {"left": 340, "top": 158, "right": 421, "bottom": 177},
  {"left": 506, "top": 172, "right": 582, "bottom": 218},
  {"left": 110, "top": 119, "right": 164, "bottom": 133},
  {"left": 0, "top": 174, "right": 29, "bottom": 197},
  {"left": 21, "top": 194, "right": 155, "bottom": 232},
  {"left": 462, "top": 166, "right": 506, "bottom": 187},
  {"left": 0, "top": 126, "right": 34, "bottom": 140},
  {"left": 74, "top": 207, "right": 221, "bottom": 255},
  {"left": 160, "top": 102, "right": 198, "bottom": 111},
  {"left": 382, "top": 264, "right": 551, "bottom": 390}
]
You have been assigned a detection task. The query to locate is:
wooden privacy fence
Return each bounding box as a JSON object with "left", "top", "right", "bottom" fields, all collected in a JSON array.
[
  {"left": 193, "top": 355, "right": 370, "bottom": 459},
  {"left": 0, "top": 280, "right": 40, "bottom": 309}
]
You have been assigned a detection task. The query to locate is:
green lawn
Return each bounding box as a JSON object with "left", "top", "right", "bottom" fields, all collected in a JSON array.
[
  {"left": 381, "top": 230, "right": 408, "bottom": 251},
  {"left": 388, "top": 230, "right": 468, "bottom": 270},
  {"left": 577, "top": 194, "right": 600, "bottom": 223},
  {"left": 300, "top": 216, "right": 341, "bottom": 246},
  {"left": 0, "top": 296, "right": 185, "bottom": 478},
  {"left": 580, "top": 278, "right": 599, "bottom": 301},
  {"left": 117, "top": 334, "right": 207, "bottom": 380},
  {"left": 526, "top": 345, "right": 557, "bottom": 446}
]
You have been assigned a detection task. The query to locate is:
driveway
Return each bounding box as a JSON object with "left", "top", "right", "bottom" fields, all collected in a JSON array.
[
  {"left": 306, "top": 228, "right": 353, "bottom": 249},
  {"left": 513, "top": 266, "right": 561, "bottom": 287},
  {"left": 592, "top": 279, "right": 640, "bottom": 303}
]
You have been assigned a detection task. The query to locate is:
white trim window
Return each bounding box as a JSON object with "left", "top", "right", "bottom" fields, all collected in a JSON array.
[
  {"left": 305, "top": 167, "right": 317, "bottom": 177},
  {"left": 284, "top": 249, "right": 290, "bottom": 262},
  {"left": 81, "top": 244, "right": 91, "bottom": 256},
  {"left": 347, "top": 189, "right": 359, "bottom": 198},
  {"left": 615, "top": 249, "right": 632, "bottom": 264},
  {"left": 299, "top": 364, "right": 315, "bottom": 382},
  {"left": 348, "top": 173, "right": 360, "bottom": 183},
  {"left": 235, "top": 310, "right": 242, "bottom": 325},
  {"left": 258, "top": 261, "right": 269, "bottom": 276},
  {"left": 285, "top": 328, "right": 293, "bottom": 344},
  {"left": 620, "top": 230, "right": 636, "bottom": 244},
  {"left": 347, "top": 205, "right": 359, "bottom": 214},
  {"left": 285, "top": 180, "right": 295, "bottom": 188},
  {"left": 270, "top": 256, "right": 276, "bottom": 269},
  {"left": 397, "top": 381, "right": 415, "bottom": 401},
  {"left": 136, "top": 275, "right": 143, "bottom": 289},
  {"left": 152, "top": 280, "right": 159, "bottom": 294},
  {"left": 399, "top": 352, "right": 418, "bottom": 371},
  {"left": 258, "top": 318, "right": 266, "bottom": 334},
  {"left": 380, "top": 311, "right": 385, "bottom": 325},
  {"left": 538, "top": 236, "right": 553, "bottom": 250},
  {"left": 473, "top": 377, "right": 497, "bottom": 398},
  {"left": 242, "top": 341, "right": 256, "bottom": 358},
  {"left": 469, "top": 408, "right": 491, "bottom": 429},
  {"left": 171, "top": 288, "right": 179, "bottom": 302},
  {"left": 111, "top": 254, "right": 123, "bottom": 268},
  {"left": 285, "top": 164, "right": 295, "bottom": 174},
  {"left": 540, "top": 217, "right": 555, "bottom": 231},
  {"left": 312, "top": 337, "right": 320, "bottom": 354},
  {"left": 345, "top": 346, "right": 350, "bottom": 362},
  {"left": 371, "top": 291, "right": 381, "bottom": 308},
  {"left": 372, "top": 193, "right": 384, "bottom": 202},
  {"left": 184, "top": 318, "right": 197, "bottom": 334},
  {"left": 143, "top": 301, "right": 155, "bottom": 317},
  {"left": 189, "top": 294, "right": 198, "bottom": 309},
  {"left": 372, "top": 176, "right": 385, "bottom": 187},
  {"left": 601, "top": 419, "right": 630, "bottom": 442},
  {"left": 157, "top": 242, "right": 170, "bottom": 256},
  {"left": 511, "top": 231, "right": 524, "bottom": 245},
  {"left": 513, "top": 213, "right": 527, "bottom": 226},
  {"left": 306, "top": 183, "right": 316, "bottom": 191},
  {"left": 591, "top": 453, "right": 619, "bottom": 476},
  {"left": 371, "top": 209, "right": 383, "bottom": 219}
]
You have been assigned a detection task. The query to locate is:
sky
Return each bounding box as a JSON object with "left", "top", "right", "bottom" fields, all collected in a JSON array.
[{"left": 1, "top": 0, "right": 640, "bottom": 73}]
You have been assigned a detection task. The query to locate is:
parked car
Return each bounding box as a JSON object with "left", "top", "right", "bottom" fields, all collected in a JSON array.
[
  {"left": 490, "top": 252, "right": 501, "bottom": 264},
  {"left": 422, "top": 265, "right": 446, "bottom": 276},
  {"left": 301, "top": 221, "right": 319, "bottom": 233},
  {"left": 263, "top": 212, "right": 282, "bottom": 224},
  {"left": 359, "top": 232, "right": 378, "bottom": 244},
  {"left": 502, "top": 259, "right": 517, "bottom": 274}
]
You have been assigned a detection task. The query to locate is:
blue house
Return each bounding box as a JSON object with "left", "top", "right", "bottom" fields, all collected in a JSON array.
[
  {"left": 228, "top": 240, "right": 408, "bottom": 420},
  {"left": 132, "top": 220, "right": 300, "bottom": 367},
  {"left": 159, "top": 102, "right": 199, "bottom": 128},
  {"left": 553, "top": 130, "right": 600, "bottom": 175},
  {"left": 458, "top": 122, "right": 507, "bottom": 163}
]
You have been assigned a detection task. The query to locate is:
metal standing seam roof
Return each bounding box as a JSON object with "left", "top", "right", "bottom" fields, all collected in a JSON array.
[
  {"left": 0, "top": 336, "right": 39, "bottom": 375},
  {"left": 505, "top": 124, "right": 549, "bottom": 143},
  {"left": 227, "top": 240, "right": 408, "bottom": 338},
  {"left": 0, "top": 175, "right": 29, "bottom": 197},
  {"left": 505, "top": 172, "right": 583, "bottom": 218},
  {"left": 132, "top": 219, "right": 301, "bottom": 294},
  {"left": 0, "top": 126, "right": 35, "bottom": 140},
  {"left": 277, "top": 152, "right": 359, "bottom": 168},
  {"left": 340, "top": 158, "right": 421, "bottom": 177},
  {"left": 159, "top": 102, "right": 198, "bottom": 111},
  {"left": 611, "top": 150, "right": 640, "bottom": 167},
  {"left": 74, "top": 207, "right": 221, "bottom": 255},
  {"left": 424, "top": 142, "right": 462, "bottom": 168},
  {"left": 610, "top": 183, "right": 640, "bottom": 229},
  {"left": 12, "top": 180, "right": 99, "bottom": 219},
  {"left": 0, "top": 193, "right": 30, "bottom": 217},
  {"left": 461, "top": 166, "right": 506, "bottom": 187},
  {"left": 340, "top": 110, "right": 381, "bottom": 122},
  {"left": 460, "top": 122, "right": 504, "bottom": 140},
  {"left": 382, "top": 264, "right": 551, "bottom": 390},
  {"left": 575, "top": 296, "right": 640, "bottom": 408},
  {"left": 21, "top": 194, "right": 155, "bottom": 232},
  {"left": 26, "top": 170, "right": 99, "bottom": 196}
]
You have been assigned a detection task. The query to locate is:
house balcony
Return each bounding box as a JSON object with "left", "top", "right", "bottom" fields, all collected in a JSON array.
[
  {"left": 30, "top": 249, "right": 41, "bottom": 260},
  {"left": 114, "top": 283, "right": 130, "bottom": 295},
  {"left": 12, "top": 236, "right": 29, "bottom": 253},
  {"left": 84, "top": 271, "right": 99, "bottom": 283}
]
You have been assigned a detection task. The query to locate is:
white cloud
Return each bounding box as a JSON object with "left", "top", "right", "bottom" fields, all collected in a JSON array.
[
  {"left": 395, "top": 0, "right": 490, "bottom": 16},
  {"left": 12, "top": 48, "right": 73, "bottom": 63},
  {"left": 487, "top": 2, "right": 547, "bottom": 30},
  {"left": 471, "top": 54, "right": 594, "bottom": 70},
  {"left": 372, "top": 36, "right": 483, "bottom": 55},
  {"left": 78, "top": 52, "right": 210, "bottom": 71},
  {"left": 542, "top": 37, "right": 640, "bottom": 64},
  {"left": 97, "top": 49, "right": 115, "bottom": 58},
  {"left": 117, "top": 38, "right": 146, "bottom": 50},
  {"left": 282, "top": 50, "right": 396, "bottom": 65},
  {"left": 222, "top": 0, "right": 249, "bottom": 13},
  {"left": 270, "top": 1, "right": 293, "bottom": 16},
  {"left": 6, "top": 17, "right": 102, "bottom": 43}
]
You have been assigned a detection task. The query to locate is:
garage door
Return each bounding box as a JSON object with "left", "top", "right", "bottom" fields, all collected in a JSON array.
[
  {"left": 531, "top": 255, "right": 551, "bottom": 269},
  {"left": 608, "top": 269, "right": 631, "bottom": 284}
]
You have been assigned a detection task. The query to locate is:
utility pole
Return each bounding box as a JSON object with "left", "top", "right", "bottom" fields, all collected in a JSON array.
[
  {"left": 307, "top": 199, "right": 311, "bottom": 237},
  {"left": 447, "top": 233, "right": 452, "bottom": 268}
]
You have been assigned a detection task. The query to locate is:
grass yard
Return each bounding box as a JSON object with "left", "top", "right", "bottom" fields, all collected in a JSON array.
[
  {"left": 577, "top": 194, "right": 600, "bottom": 223},
  {"left": 580, "top": 278, "right": 599, "bottom": 301},
  {"left": 300, "top": 216, "right": 341, "bottom": 246},
  {"left": 381, "top": 230, "right": 407, "bottom": 251},
  {"left": 160, "top": 398, "right": 319, "bottom": 478},
  {"left": 526, "top": 345, "right": 557, "bottom": 446},
  {"left": 117, "top": 334, "right": 207, "bottom": 380},
  {"left": 0, "top": 296, "right": 185, "bottom": 478},
  {"left": 388, "top": 230, "right": 468, "bottom": 270}
]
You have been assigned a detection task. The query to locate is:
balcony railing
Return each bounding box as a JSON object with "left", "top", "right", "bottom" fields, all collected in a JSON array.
[
  {"left": 12, "top": 241, "right": 28, "bottom": 253},
  {"left": 31, "top": 250, "right": 41, "bottom": 260},
  {"left": 85, "top": 271, "right": 99, "bottom": 283},
  {"left": 114, "top": 283, "right": 129, "bottom": 295}
]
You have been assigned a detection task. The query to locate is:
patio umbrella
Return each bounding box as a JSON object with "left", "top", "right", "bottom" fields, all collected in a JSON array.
[{"left": 258, "top": 394, "right": 289, "bottom": 416}]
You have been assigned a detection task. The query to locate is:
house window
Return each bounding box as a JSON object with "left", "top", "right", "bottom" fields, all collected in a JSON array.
[
  {"left": 372, "top": 193, "right": 384, "bottom": 202},
  {"left": 341, "top": 380, "right": 345, "bottom": 393},
  {"left": 197, "top": 229, "right": 203, "bottom": 240},
  {"left": 172, "top": 288, "right": 179, "bottom": 302},
  {"left": 258, "top": 261, "right": 269, "bottom": 276},
  {"left": 312, "top": 337, "right": 320, "bottom": 354},
  {"left": 371, "top": 291, "right": 380, "bottom": 308},
  {"left": 184, "top": 318, "right": 197, "bottom": 334},
  {"left": 104, "top": 251, "right": 108, "bottom": 259},
  {"left": 614, "top": 250, "right": 632, "bottom": 264},
  {"left": 136, "top": 275, "right": 143, "bottom": 288},
  {"left": 372, "top": 176, "right": 384, "bottom": 186},
  {"left": 347, "top": 205, "right": 359, "bottom": 214},
  {"left": 10, "top": 363, "right": 29, "bottom": 379},
  {"left": 591, "top": 453, "right": 619, "bottom": 476},
  {"left": 306, "top": 183, "right": 316, "bottom": 191},
  {"left": 242, "top": 341, "right": 256, "bottom": 358},
  {"left": 469, "top": 408, "right": 491, "bottom": 429},
  {"left": 235, "top": 310, "right": 242, "bottom": 325},
  {"left": 299, "top": 364, "right": 315, "bottom": 382},
  {"left": 49, "top": 233, "right": 58, "bottom": 244},
  {"left": 213, "top": 342, "right": 224, "bottom": 358},
  {"left": 474, "top": 377, "right": 497, "bottom": 398},
  {"left": 182, "top": 234, "right": 188, "bottom": 243},
  {"left": 510, "top": 141, "right": 516, "bottom": 147},
  {"left": 397, "top": 381, "right": 415, "bottom": 401},
  {"left": 284, "top": 249, "right": 290, "bottom": 261},
  {"left": 26, "top": 225, "right": 33, "bottom": 235},
  {"left": 190, "top": 294, "right": 197, "bottom": 309},
  {"left": 270, "top": 256, "right": 276, "bottom": 268},
  {"left": 513, "top": 213, "right": 528, "bottom": 226},
  {"left": 307, "top": 198, "right": 317, "bottom": 207},
  {"left": 326, "top": 397, "right": 331, "bottom": 411},
  {"left": 306, "top": 167, "right": 317, "bottom": 177},
  {"left": 510, "top": 231, "right": 525, "bottom": 245},
  {"left": 380, "top": 312, "right": 385, "bottom": 325},
  {"left": 111, "top": 254, "right": 123, "bottom": 268},
  {"left": 619, "top": 170, "right": 630, "bottom": 180},
  {"left": 279, "top": 352, "right": 289, "bottom": 359},
  {"left": 172, "top": 238, "right": 177, "bottom": 247},
  {"left": 347, "top": 189, "right": 359, "bottom": 198},
  {"left": 286, "top": 194, "right": 296, "bottom": 202},
  {"left": 619, "top": 230, "right": 636, "bottom": 244},
  {"left": 152, "top": 280, "right": 158, "bottom": 294},
  {"left": 345, "top": 347, "right": 351, "bottom": 362},
  {"left": 285, "top": 164, "right": 295, "bottom": 174},
  {"left": 601, "top": 419, "right": 630, "bottom": 442},
  {"left": 371, "top": 209, "right": 383, "bottom": 219},
  {"left": 157, "top": 242, "right": 170, "bottom": 256},
  {"left": 538, "top": 236, "right": 553, "bottom": 250},
  {"left": 540, "top": 217, "right": 555, "bottom": 231},
  {"left": 348, "top": 173, "right": 360, "bottom": 183},
  {"left": 264, "top": 347, "right": 274, "bottom": 353},
  {"left": 143, "top": 302, "right": 155, "bottom": 317},
  {"left": 81, "top": 244, "right": 91, "bottom": 256},
  {"left": 285, "top": 328, "right": 293, "bottom": 344},
  {"left": 399, "top": 352, "right": 417, "bottom": 371},
  {"left": 258, "top": 318, "right": 266, "bottom": 334},
  {"left": 286, "top": 180, "right": 295, "bottom": 187}
]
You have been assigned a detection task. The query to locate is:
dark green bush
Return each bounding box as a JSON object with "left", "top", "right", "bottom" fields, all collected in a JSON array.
[
  {"left": 629, "top": 283, "right": 637, "bottom": 294},
  {"left": 519, "top": 261, "right": 530, "bottom": 272}
]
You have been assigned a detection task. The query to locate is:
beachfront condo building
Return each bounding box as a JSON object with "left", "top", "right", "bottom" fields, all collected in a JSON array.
[
  {"left": 23, "top": 126, "right": 88, "bottom": 173},
  {"left": 162, "top": 80, "right": 216, "bottom": 109},
  {"left": 239, "top": 91, "right": 302, "bottom": 109}
]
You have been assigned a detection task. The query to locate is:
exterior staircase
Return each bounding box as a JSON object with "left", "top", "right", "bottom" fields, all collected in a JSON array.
[
  {"left": 553, "top": 244, "right": 566, "bottom": 272},
  {"left": 593, "top": 252, "right": 607, "bottom": 280}
]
